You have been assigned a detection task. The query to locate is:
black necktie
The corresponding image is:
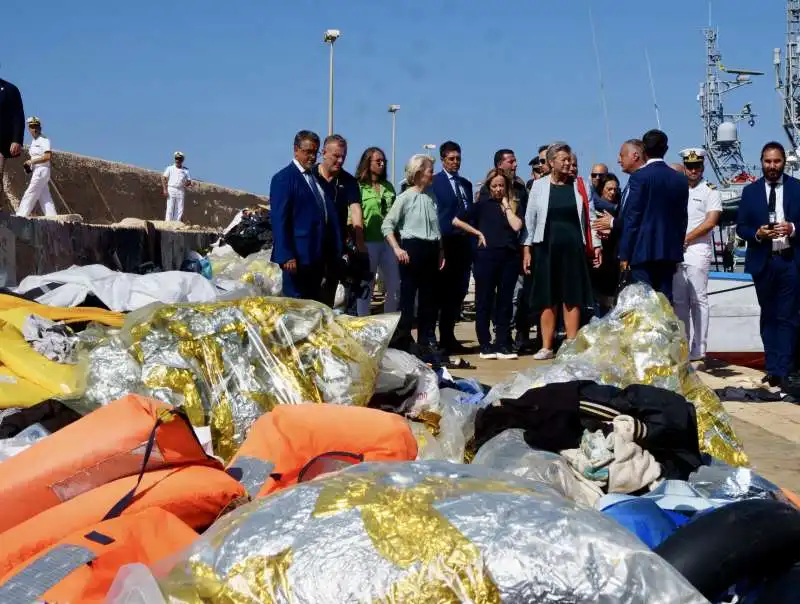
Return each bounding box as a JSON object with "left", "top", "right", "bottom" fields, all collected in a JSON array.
[{"left": 768, "top": 183, "right": 777, "bottom": 214}]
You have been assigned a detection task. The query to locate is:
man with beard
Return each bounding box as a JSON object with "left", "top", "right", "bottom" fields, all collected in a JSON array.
[
  {"left": 673, "top": 148, "right": 722, "bottom": 364},
  {"left": 737, "top": 141, "right": 800, "bottom": 389}
]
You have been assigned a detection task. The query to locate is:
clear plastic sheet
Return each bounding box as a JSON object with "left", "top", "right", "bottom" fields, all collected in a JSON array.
[
  {"left": 153, "top": 461, "right": 707, "bottom": 603},
  {"left": 209, "top": 249, "right": 283, "bottom": 298},
  {"left": 472, "top": 429, "right": 604, "bottom": 506},
  {"left": 374, "top": 348, "right": 441, "bottom": 419},
  {"left": 0, "top": 422, "right": 50, "bottom": 462},
  {"left": 484, "top": 283, "right": 747, "bottom": 467},
  {"left": 78, "top": 297, "right": 398, "bottom": 461}
]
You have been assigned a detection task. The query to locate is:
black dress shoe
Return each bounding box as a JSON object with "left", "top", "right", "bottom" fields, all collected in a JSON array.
[{"left": 763, "top": 374, "right": 783, "bottom": 388}]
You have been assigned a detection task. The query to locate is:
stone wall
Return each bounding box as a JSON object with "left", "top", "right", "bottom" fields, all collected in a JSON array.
[
  {"left": 1, "top": 149, "right": 267, "bottom": 227},
  {"left": 0, "top": 214, "right": 219, "bottom": 288}
]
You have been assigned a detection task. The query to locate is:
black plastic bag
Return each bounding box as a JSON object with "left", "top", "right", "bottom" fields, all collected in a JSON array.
[{"left": 224, "top": 208, "right": 273, "bottom": 257}]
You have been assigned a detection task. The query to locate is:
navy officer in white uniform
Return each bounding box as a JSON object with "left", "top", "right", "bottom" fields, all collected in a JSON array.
[{"left": 672, "top": 148, "right": 722, "bottom": 363}]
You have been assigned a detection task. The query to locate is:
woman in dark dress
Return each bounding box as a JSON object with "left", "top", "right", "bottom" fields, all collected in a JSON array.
[
  {"left": 522, "top": 142, "right": 602, "bottom": 360},
  {"left": 468, "top": 168, "right": 524, "bottom": 360},
  {"left": 591, "top": 173, "right": 621, "bottom": 315}
]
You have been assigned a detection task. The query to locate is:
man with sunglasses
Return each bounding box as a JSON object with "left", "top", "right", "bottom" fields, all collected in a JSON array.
[
  {"left": 590, "top": 163, "right": 616, "bottom": 214},
  {"left": 270, "top": 130, "right": 342, "bottom": 303},
  {"left": 526, "top": 145, "right": 550, "bottom": 192}
]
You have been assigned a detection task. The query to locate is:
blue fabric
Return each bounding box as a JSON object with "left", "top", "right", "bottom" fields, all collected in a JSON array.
[
  {"left": 269, "top": 162, "right": 342, "bottom": 269},
  {"left": 432, "top": 171, "right": 473, "bottom": 236},
  {"left": 591, "top": 189, "right": 617, "bottom": 215},
  {"left": 601, "top": 498, "right": 688, "bottom": 549},
  {"left": 736, "top": 175, "right": 800, "bottom": 277},
  {"left": 631, "top": 261, "right": 678, "bottom": 301},
  {"left": 753, "top": 254, "right": 799, "bottom": 376},
  {"left": 618, "top": 161, "right": 689, "bottom": 265}
]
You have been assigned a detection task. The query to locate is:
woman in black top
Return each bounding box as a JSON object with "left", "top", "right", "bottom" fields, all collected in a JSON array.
[
  {"left": 468, "top": 168, "right": 524, "bottom": 359},
  {"left": 591, "top": 173, "right": 621, "bottom": 315}
]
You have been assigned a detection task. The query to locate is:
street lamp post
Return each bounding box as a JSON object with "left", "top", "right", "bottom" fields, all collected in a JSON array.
[
  {"left": 388, "top": 104, "right": 400, "bottom": 185},
  {"left": 422, "top": 143, "right": 436, "bottom": 158},
  {"left": 323, "top": 29, "right": 341, "bottom": 136}
]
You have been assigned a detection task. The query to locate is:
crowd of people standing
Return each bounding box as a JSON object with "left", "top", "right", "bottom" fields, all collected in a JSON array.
[{"left": 268, "top": 128, "right": 739, "bottom": 367}]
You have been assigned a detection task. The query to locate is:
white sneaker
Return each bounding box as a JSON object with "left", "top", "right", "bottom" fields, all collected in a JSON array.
[
  {"left": 479, "top": 351, "right": 497, "bottom": 360},
  {"left": 496, "top": 350, "right": 519, "bottom": 360},
  {"left": 532, "top": 348, "right": 554, "bottom": 360}
]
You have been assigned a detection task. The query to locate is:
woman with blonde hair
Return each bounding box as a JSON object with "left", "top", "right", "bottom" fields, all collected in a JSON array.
[
  {"left": 522, "top": 142, "right": 601, "bottom": 359},
  {"left": 469, "top": 168, "right": 523, "bottom": 359},
  {"left": 382, "top": 154, "right": 484, "bottom": 353}
]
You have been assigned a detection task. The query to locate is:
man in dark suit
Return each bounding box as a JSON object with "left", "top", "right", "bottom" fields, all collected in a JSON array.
[
  {"left": 432, "top": 140, "right": 474, "bottom": 353},
  {"left": 0, "top": 77, "right": 25, "bottom": 206},
  {"left": 737, "top": 141, "right": 800, "bottom": 387},
  {"left": 618, "top": 129, "right": 689, "bottom": 301},
  {"left": 269, "top": 130, "right": 342, "bottom": 304}
]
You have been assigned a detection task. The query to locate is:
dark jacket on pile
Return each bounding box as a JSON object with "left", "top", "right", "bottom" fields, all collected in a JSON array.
[{"left": 474, "top": 380, "right": 702, "bottom": 480}]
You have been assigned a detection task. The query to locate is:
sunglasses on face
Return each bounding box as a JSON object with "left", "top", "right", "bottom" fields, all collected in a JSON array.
[
  {"left": 591, "top": 172, "right": 606, "bottom": 178},
  {"left": 531, "top": 159, "right": 545, "bottom": 167}
]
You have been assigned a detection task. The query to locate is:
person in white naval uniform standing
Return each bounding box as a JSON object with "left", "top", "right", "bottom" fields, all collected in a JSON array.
[
  {"left": 672, "top": 148, "right": 722, "bottom": 362},
  {"left": 17, "top": 116, "right": 56, "bottom": 217},
  {"left": 162, "top": 151, "right": 192, "bottom": 221}
]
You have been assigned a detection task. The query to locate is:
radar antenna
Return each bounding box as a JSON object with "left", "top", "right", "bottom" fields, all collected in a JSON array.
[
  {"left": 775, "top": 0, "right": 800, "bottom": 170},
  {"left": 698, "top": 28, "right": 761, "bottom": 185}
]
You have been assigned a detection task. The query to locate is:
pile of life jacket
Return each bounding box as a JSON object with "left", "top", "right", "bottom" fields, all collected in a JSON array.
[{"left": 0, "top": 395, "right": 417, "bottom": 602}]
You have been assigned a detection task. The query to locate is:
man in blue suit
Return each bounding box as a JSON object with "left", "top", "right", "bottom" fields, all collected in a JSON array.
[
  {"left": 618, "top": 129, "right": 689, "bottom": 301},
  {"left": 736, "top": 141, "right": 800, "bottom": 387},
  {"left": 269, "top": 130, "right": 342, "bottom": 304},
  {"left": 432, "top": 140, "right": 474, "bottom": 353},
  {"left": 0, "top": 76, "right": 25, "bottom": 206}
]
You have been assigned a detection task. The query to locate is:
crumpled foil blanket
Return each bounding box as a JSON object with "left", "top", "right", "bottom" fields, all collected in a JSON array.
[
  {"left": 154, "top": 461, "right": 707, "bottom": 603},
  {"left": 79, "top": 298, "right": 398, "bottom": 460},
  {"left": 484, "top": 283, "right": 748, "bottom": 467}
]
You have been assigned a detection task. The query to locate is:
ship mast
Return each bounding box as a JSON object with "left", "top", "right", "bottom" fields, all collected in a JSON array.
[
  {"left": 775, "top": 0, "right": 800, "bottom": 169},
  {"left": 698, "top": 28, "right": 761, "bottom": 185}
]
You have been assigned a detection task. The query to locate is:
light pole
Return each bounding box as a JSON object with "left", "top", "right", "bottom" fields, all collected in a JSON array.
[
  {"left": 323, "top": 29, "right": 341, "bottom": 136},
  {"left": 422, "top": 143, "right": 436, "bottom": 159},
  {"left": 388, "top": 104, "right": 400, "bottom": 185}
]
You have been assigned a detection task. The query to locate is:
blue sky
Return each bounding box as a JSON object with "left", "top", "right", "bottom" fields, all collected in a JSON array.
[{"left": 2, "top": 0, "right": 787, "bottom": 194}]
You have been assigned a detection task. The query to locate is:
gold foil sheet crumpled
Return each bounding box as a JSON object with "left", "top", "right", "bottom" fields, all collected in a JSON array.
[
  {"left": 79, "top": 297, "right": 398, "bottom": 461},
  {"left": 484, "top": 283, "right": 748, "bottom": 467},
  {"left": 153, "top": 461, "right": 706, "bottom": 603},
  {"left": 209, "top": 249, "right": 283, "bottom": 297}
]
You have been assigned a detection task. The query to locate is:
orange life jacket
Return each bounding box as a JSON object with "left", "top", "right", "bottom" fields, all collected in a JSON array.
[
  {"left": 0, "top": 507, "right": 197, "bottom": 604},
  {"left": 0, "top": 394, "right": 217, "bottom": 533},
  {"left": 0, "top": 465, "right": 246, "bottom": 578},
  {"left": 226, "top": 404, "right": 417, "bottom": 498}
]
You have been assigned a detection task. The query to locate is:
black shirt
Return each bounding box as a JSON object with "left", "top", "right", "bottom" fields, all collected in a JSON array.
[
  {"left": 313, "top": 166, "right": 360, "bottom": 240},
  {"left": 467, "top": 198, "right": 520, "bottom": 252},
  {"left": 478, "top": 179, "right": 528, "bottom": 220}
]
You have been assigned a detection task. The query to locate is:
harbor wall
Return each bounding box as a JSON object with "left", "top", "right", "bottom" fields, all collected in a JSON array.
[
  {"left": 0, "top": 214, "right": 219, "bottom": 288},
  {"left": 0, "top": 149, "right": 267, "bottom": 227}
]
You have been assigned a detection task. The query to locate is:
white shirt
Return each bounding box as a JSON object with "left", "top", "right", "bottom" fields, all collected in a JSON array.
[
  {"left": 163, "top": 164, "right": 191, "bottom": 189},
  {"left": 444, "top": 169, "right": 466, "bottom": 203},
  {"left": 29, "top": 136, "right": 51, "bottom": 169},
  {"left": 645, "top": 158, "right": 664, "bottom": 166},
  {"left": 686, "top": 180, "right": 722, "bottom": 246},
  {"left": 765, "top": 179, "right": 790, "bottom": 251}
]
